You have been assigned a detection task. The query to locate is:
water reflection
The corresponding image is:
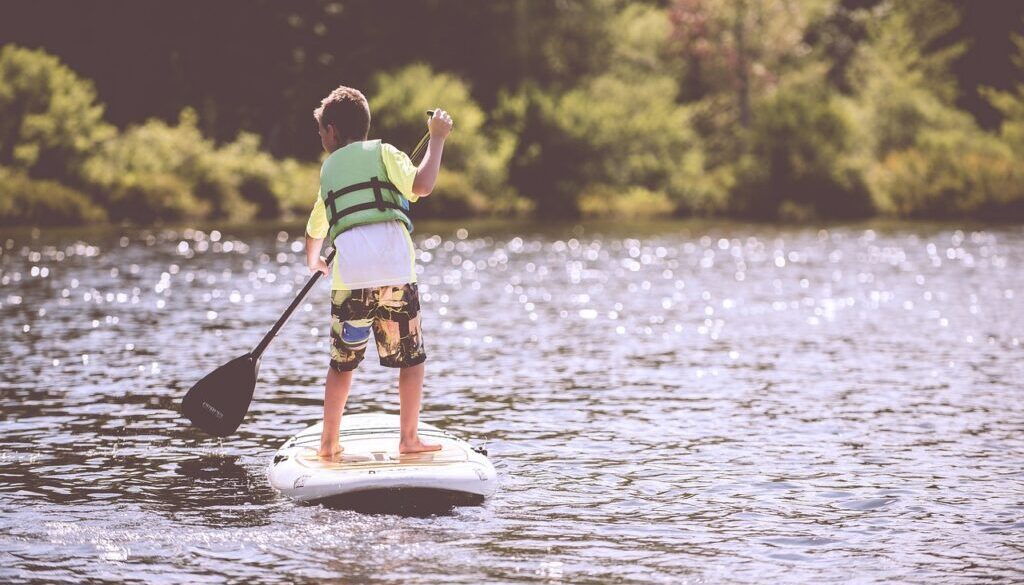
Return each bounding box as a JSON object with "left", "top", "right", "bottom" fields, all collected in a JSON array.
[
  {"left": 169, "top": 455, "right": 277, "bottom": 528},
  {"left": 1, "top": 219, "right": 1022, "bottom": 584}
]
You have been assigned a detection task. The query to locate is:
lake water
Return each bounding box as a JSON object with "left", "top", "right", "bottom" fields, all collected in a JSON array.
[{"left": 1, "top": 219, "right": 1022, "bottom": 584}]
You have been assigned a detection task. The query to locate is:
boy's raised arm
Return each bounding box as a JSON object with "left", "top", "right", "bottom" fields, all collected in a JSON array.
[{"left": 411, "top": 109, "right": 453, "bottom": 197}]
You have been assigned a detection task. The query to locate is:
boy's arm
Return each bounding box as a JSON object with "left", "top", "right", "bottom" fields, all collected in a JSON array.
[
  {"left": 305, "top": 195, "right": 329, "bottom": 276},
  {"left": 411, "top": 109, "right": 453, "bottom": 197},
  {"left": 306, "top": 235, "right": 328, "bottom": 276}
]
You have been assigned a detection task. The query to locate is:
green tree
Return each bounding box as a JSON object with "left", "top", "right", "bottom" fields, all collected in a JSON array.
[
  {"left": 0, "top": 45, "right": 114, "bottom": 181},
  {"left": 668, "top": 0, "right": 836, "bottom": 183},
  {"left": 982, "top": 32, "right": 1024, "bottom": 156},
  {"left": 511, "top": 5, "right": 710, "bottom": 218},
  {"left": 864, "top": 27, "right": 1024, "bottom": 220},
  {"left": 847, "top": 0, "right": 969, "bottom": 159},
  {"left": 82, "top": 109, "right": 217, "bottom": 222},
  {"left": 842, "top": 0, "right": 1023, "bottom": 218},
  {"left": 507, "top": 86, "right": 589, "bottom": 218},
  {"left": 83, "top": 108, "right": 317, "bottom": 223},
  {"left": 370, "top": 64, "right": 522, "bottom": 217},
  {"left": 669, "top": 0, "right": 833, "bottom": 121},
  {"left": 732, "top": 81, "right": 872, "bottom": 219}
]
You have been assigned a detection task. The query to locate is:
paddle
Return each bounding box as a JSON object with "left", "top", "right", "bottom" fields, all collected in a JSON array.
[
  {"left": 181, "top": 116, "right": 436, "bottom": 437},
  {"left": 179, "top": 247, "right": 337, "bottom": 436}
]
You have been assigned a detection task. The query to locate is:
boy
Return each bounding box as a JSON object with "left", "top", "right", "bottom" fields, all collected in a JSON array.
[{"left": 304, "top": 85, "right": 452, "bottom": 459}]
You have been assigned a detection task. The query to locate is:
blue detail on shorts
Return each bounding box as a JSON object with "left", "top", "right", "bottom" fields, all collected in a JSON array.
[{"left": 341, "top": 322, "right": 371, "bottom": 344}]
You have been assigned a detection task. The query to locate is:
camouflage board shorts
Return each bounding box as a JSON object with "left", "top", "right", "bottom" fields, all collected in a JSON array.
[{"left": 329, "top": 283, "right": 426, "bottom": 371}]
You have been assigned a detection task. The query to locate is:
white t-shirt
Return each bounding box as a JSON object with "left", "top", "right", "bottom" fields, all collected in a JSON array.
[{"left": 331, "top": 221, "right": 416, "bottom": 290}]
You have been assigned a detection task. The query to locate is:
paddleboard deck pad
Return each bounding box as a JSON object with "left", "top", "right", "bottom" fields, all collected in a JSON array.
[{"left": 268, "top": 414, "right": 496, "bottom": 508}]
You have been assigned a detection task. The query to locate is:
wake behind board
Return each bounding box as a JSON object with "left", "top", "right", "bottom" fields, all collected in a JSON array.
[{"left": 268, "top": 413, "right": 497, "bottom": 509}]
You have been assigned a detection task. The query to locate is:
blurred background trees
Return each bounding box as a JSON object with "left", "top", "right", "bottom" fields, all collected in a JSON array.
[{"left": 0, "top": 0, "right": 1021, "bottom": 226}]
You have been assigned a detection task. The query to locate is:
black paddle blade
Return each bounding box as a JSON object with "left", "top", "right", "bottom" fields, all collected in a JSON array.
[{"left": 180, "top": 353, "right": 260, "bottom": 437}]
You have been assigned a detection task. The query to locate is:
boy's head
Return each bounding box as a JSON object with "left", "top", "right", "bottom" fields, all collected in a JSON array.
[{"left": 314, "top": 86, "right": 370, "bottom": 152}]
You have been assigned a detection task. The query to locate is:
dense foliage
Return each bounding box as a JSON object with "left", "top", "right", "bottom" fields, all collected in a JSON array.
[
  {"left": 0, "top": 45, "right": 113, "bottom": 181},
  {"left": 0, "top": 0, "right": 1021, "bottom": 226}
]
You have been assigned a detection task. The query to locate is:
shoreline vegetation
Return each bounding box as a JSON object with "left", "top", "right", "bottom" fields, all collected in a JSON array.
[{"left": 2, "top": 2, "right": 1023, "bottom": 229}]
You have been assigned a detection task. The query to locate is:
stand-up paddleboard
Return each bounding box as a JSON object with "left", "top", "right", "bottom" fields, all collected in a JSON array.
[{"left": 268, "top": 413, "right": 496, "bottom": 509}]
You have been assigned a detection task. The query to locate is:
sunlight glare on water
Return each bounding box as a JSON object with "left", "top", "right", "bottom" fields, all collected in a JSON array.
[{"left": 1, "top": 220, "right": 1022, "bottom": 584}]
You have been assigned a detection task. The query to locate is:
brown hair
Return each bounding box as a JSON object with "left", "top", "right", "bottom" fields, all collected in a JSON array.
[{"left": 314, "top": 86, "right": 370, "bottom": 142}]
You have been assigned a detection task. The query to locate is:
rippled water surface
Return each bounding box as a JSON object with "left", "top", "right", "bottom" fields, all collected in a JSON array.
[{"left": 2, "top": 219, "right": 1022, "bottom": 584}]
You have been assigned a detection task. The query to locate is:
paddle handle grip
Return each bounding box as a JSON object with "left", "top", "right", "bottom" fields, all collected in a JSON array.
[{"left": 251, "top": 248, "right": 336, "bottom": 360}]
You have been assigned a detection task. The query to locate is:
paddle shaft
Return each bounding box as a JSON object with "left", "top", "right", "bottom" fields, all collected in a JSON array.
[
  {"left": 251, "top": 248, "right": 335, "bottom": 360},
  {"left": 250, "top": 122, "right": 434, "bottom": 360}
]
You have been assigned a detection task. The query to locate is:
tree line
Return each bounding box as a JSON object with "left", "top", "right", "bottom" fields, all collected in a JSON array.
[{"left": 1, "top": 0, "right": 1022, "bottom": 226}]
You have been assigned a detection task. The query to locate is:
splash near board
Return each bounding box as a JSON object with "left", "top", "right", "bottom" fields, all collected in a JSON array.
[{"left": 268, "top": 413, "right": 496, "bottom": 509}]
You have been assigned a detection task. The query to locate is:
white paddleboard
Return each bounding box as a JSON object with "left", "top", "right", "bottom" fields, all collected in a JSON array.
[{"left": 267, "top": 413, "right": 497, "bottom": 506}]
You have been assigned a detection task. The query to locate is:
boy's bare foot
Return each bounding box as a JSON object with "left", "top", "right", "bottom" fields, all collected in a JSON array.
[
  {"left": 318, "top": 445, "right": 344, "bottom": 460},
  {"left": 399, "top": 437, "right": 442, "bottom": 454}
]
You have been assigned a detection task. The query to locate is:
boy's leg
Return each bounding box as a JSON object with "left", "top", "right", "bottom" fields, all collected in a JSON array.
[
  {"left": 397, "top": 362, "right": 440, "bottom": 454},
  {"left": 319, "top": 366, "right": 353, "bottom": 458},
  {"left": 322, "top": 288, "right": 372, "bottom": 459},
  {"left": 370, "top": 283, "right": 437, "bottom": 453}
]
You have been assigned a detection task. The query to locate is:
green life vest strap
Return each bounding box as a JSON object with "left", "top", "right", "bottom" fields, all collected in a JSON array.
[{"left": 324, "top": 176, "right": 406, "bottom": 226}]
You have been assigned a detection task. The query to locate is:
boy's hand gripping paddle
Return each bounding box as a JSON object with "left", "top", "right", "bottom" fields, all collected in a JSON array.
[{"left": 181, "top": 119, "right": 435, "bottom": 437}]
